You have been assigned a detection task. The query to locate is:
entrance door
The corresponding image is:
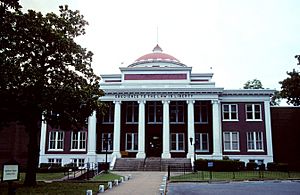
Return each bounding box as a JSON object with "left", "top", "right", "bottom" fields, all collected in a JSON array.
[{"left": 146, "top": 134, "right": 162, "bottom": 157}]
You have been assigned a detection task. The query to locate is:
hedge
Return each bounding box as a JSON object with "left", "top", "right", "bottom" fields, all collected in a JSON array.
[{"left": 195, "top": 159, "right": 245, "bottom": 171}]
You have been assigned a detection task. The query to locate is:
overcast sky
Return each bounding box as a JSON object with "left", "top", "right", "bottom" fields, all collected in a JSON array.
[{"left": 20, "top": 0, "right": 300, "bottom": 90}]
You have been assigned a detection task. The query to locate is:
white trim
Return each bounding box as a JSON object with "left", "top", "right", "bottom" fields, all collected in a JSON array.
[{"left": 264, "top": 100, "right": 273, "bottom": 161}]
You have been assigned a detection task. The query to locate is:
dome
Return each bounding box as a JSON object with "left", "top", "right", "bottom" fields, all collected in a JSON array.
[{"left": 128, "top": 44, "right": 186, "bottom": 68}]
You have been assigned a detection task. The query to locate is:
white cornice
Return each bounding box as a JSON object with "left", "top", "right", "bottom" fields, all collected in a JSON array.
[{"left": 222, "top": 89, "right": 275, "bottom": 96}]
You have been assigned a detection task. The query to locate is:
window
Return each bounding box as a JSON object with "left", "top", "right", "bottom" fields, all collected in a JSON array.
[
  {"left": 126, "top": 133, "right": 138, "bottom": 151},
  {"left": 71, "top": 131, "right": 86, "bottom": 151},
  {"left": 126, "top": 102, "right": 138, "bottom": 123},
  {"left": 148, "top": 102, "right": 163, "bottom": 123},
  {"left": 246, "top": 104, "right": 261, "bottom": 120},
  {"left": 247, "top": 132, "right": 264, "bottom": 151},
  {"left": 71, "top": 158, "right": 85, "bottom": 167},
  {"left": 48, "top": 158, "right": 62, "bottom": 166},
  {"left": 103, "top": 102, "right": 114, "bottom": 123},
  {"left": 170, "top": 102, "right": 185, "bottom": 123},
  {"left": 195, "top": 133, "right": 209, "bottom": 152},
  {"left": 195, "top": 102, "right": 208, "bottom": 123},
  {"left": 171, "top": 133, "right": 185, "bottom": 151},
  {"left": 101, "top": 133, "right": 113, "bottom": 152},
  {"left": 223, "top": 132, "right": 239, "bottom": 151},
  {"left": 223, "top": 104, "right": 238, "bottom": 120},
  {"left": 49, "top": 131, "right": 64, "bottom": 150}
]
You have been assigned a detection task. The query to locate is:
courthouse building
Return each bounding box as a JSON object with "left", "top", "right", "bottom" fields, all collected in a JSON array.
[{"left": 38, "top": 45, "right": 274, "bottom": 167}]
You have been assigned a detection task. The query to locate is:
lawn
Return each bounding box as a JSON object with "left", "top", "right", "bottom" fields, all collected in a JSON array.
[
  {"left": 18, "top": 172, "right": 66, "bottom": 181},
  {"left": 0, "top": 172, "right": 122, "bottom": 195},
  {"left": 91, "top": 172, "right": 123, "bottom": 181},
  {"left": 170, "top": 171, "right": 300, "bottom": 182}
]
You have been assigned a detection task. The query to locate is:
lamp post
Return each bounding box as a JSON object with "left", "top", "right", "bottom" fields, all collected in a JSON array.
[{"left": 190, "top": 137, "right": 196, "bottom": 172}]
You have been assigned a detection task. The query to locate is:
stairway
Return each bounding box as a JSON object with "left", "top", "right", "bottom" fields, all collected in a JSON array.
[
  {"left": 113, "top": 157, "right": 192, "bottom": 172},
  {"left": 144, "top": 157, "right": 162, "bottom": 171},
  {"left": 161, "top": 158, "right": 192, "bottom": 172},
  {"left": 113, "top": 158, "right": 145, "bottom": 171}
]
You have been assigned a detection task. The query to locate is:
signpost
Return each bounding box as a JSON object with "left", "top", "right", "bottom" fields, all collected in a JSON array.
[
  {"left": 1, "top": 160, "right": 19, "bottom": 195},
  {"left": 208, "top": 162, "right": 213, "bottom": 180}
]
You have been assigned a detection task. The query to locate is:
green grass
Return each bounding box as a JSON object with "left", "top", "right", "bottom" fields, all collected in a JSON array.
[
  {"left": 91, "top": 172, "right": 122, "bottom": 181},
  {"left": 0, "top": 172, "right": 122, "bottom": 194},
  {"left": 170, "top": 171, "right": 300, "bottom": 182},
  {"left": 0, "top": 181, "right": 100, "bottom": 195},
  {"left": 18, "top": 172, "right": 66, "bottom": 181}
]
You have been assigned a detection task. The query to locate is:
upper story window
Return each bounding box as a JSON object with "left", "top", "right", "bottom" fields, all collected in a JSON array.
[
  {"left": 223, "top": 104, "right": 238, "bottom": 121},
  {"left": 195, "top": 102, "right": 208, "bottom": 124},
  {"left": 48, "top": 131, "right": 64, "bottom": 151},
  {"left": 247, "top": 131, "right": 264, "bottom": 151},
  {"left": 223, "top": 132, "right": 240, "bottom": 151},
  {"left": 246, "top": 104, "right": 262, "bottom": 120},
  {"left": 71, "top": 131, "right": 86, "bottom": 151},
  {"left": 148, "top": 102, "right": 163, "bottom": 124},
  {"left": 126, "top": 102, "right": 138, "bottom": 123},
  {"left": 103, "top": 102, "right": 114, "bottom": 124},
  {"left": 195, "top": 133, "right": 209, "bottom": 152},
  {"left": 170, "top": 101, "right": 185, "bottom": 123}
]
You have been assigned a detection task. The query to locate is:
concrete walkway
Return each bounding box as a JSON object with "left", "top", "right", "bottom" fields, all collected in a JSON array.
[{"left": 104, "top": 171, "right": 167, "bottom": 195}]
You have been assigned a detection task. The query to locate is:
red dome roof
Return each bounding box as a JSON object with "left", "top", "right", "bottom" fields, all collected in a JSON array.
[{"left": 136, "top": 52, "right": 179, "bottom": 62}]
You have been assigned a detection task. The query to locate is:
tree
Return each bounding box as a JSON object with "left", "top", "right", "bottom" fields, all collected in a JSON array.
[
  {"left": 243, "top": 79, "right": 263, "bottom": 89},
  {"left": 270, "top": 90, "right": 281, "bottom": 106},
  {"left": 279, "top": 69, "right": 300, "bottom": 106},
  {"left": 0, "top": 0, "right": 104, "bottom": 186}
]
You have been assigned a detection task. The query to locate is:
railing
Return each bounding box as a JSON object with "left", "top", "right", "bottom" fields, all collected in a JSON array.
[
  {"left": 65, "top": 162, "right": 98, "bottom": 180},
  {"left": 167, "top": 165, "right": 300, "bottom": 181}
]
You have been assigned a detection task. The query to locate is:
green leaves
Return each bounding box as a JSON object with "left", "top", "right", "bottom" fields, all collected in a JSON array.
[
  {"left": 243, "top": 79, "right": 263, "bottom": 89},
  {"left": 0, "top": 0, "right": 104, "bottom": 128},
  {"left": 279, "top": 69, "right": 300, "bottom": 106}
]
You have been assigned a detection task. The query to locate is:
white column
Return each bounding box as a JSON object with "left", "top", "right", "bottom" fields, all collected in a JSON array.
[
  {"left": 112, "top": 101, "right": 121, "bottom": 158},
  {"left": 187, "top": 100, "right": 195, "bottom": 159},
  {"left": 136, "top": 100, "right": 146, "bottom": 158},
  {"left": 212, "top": 100, "right": 222, "bottom": 159},
  {"left": 264, "top": 100, "right": 273, "bottom": 163},
  {"left": 39, "top": 115, "right": 47, "bottom": 165},
  {"left": 87, "top": 111, "right": 97, "bottom": 164},
  {"left": 162, "top": 100, "right": 171, "bottom": 158}
]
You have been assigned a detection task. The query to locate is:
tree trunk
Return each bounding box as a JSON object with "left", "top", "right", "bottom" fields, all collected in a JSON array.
[{"left": 23, "top": 120, "right": 40, "bottom": 186}]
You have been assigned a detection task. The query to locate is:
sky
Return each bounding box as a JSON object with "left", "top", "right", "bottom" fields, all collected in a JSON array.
[{"left": 20, "top": 0, "right": 300, "bottom": 90}]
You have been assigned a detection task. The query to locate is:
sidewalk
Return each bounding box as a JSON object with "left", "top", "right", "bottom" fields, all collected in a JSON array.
[{"left": 104, "top": 171, "right": 167, "bottom": 195}]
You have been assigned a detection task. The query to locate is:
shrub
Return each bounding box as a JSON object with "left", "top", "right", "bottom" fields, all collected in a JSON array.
[
  {"left": 246, "top": 162, "right": 258, "bottom": 170},
  {"left": 194, "top": 159, "right": 245, "bottom": 171},
  {"left": 259, "top": 163, "right": 265, "bottom": 171},
  {"left": 267, "top": 162, "right": 289, "bottom": 171}
]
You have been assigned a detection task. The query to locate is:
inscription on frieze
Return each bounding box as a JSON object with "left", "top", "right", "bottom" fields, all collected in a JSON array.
[{"left": 114, "top": 93, "right": 193, "bottom": 99}]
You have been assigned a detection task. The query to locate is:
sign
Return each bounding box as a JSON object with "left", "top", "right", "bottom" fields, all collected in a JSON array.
[
  {"left": 114, "top": 93, "right": 194, "bottom": 99},
  {"left": 1, "top": 164, "right": 19, "bottom": 182},
  {"left": 208, "top": 162, "right": 214, "bottom": 168}
]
